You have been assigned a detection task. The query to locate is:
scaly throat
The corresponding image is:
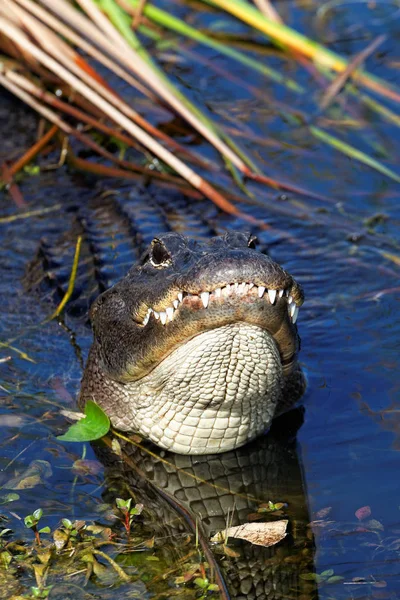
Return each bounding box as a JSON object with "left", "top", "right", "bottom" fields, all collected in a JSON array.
[{"left": 121, "top": 323, "right": 284, "bottom": 454}]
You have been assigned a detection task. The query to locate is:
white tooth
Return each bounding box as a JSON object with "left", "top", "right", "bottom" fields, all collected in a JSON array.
[
  {"left": 166, "top": 306, "right": 174, "bottom": 321},
  {"left": 142, "top": 312, "right": 150, "bottom": 326},
  {"left": 153, "top": 311, "right": 160, "bottom": 320},
  {"left": 238, "top": 282, "right": 246, "bottom": 293},
  {"left": 289, "top": 302, "right": 297, "bottom": 318},
  {"left": 215, "top": 287, "right": 222, "bottom": 297},
  {"left": 222, "top": 285, "right": 230, "bottom": 297},
  {"left": 268, "top": 289, "right": 276, "bottom": 304},
  {"left": 178, "top": 292, "right": 183, "bottom": 302},
  {"left": 258, "top": 286, "right": 265, "bottom": 298},
  {"left": 200, "top": 291, "right": 210, "bottom": 308},
  {"left": 159, "top": 311, "right": 167, "bottom": 325},
  {"left": 278, "top": 289, "right": 284, "bottom": 298},
  {"left": 234, "top": 282, "right": 238, "bottom": 291},
  {"left": 248, "top": 283, "right": 254, "bottom": 289},
  {"left": 173, "top": 299, "right": 179, "bottom": 309},
  {"left": 288, "top": 295, "right": 293, "bottom": 304},
  {"left": 292, "top": 305, "right": 299, "bottom": 324}
]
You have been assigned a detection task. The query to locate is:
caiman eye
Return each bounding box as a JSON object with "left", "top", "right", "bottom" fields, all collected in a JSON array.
[
  {"left": 150, "top": 238, "right": 172, "bottom": 267},
  {"left": 247, "top": 235, "right": 258, "bottom": 250}
]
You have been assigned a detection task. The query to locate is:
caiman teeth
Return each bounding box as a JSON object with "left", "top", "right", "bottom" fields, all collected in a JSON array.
[
  {"left": 142, "top": 308, "right": 152, "bottom": 326},
  {"left": 166, "top": 306, "right": 174, "bottom": 321},
  {"left": 142, "top": 283, "right": 301, "bottom": 326},
  {"left": 200, "top": 291, "right": 210, "bottom": 308},
  {"left": 292, "top": 305, "right": 299, "bottom": 324}
]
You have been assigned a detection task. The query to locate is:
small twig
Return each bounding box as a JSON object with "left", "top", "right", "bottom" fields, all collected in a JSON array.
[
  {"left": 67, "top": 153, "right": 203, "bottom": 195},
  {"left": 0, "top": 204, "right": 61, "bottom": 223},
  {"left": 0, "top": 341, "right": 36, "bottom": 362},
  {"left": 42, "top": 134, "right": 69, "bottom": 170},
  {"left": 7, "top": 124, "right": 59, "bottom": 176},
  {"left": 92, "top": 550, "right": 131, "bottom": 582},
  {"left": 320, "top": 35, "right": 387, "bottom": 111},
  {"left": 1, "top": 162, "right": 26, "bottom": 207}
]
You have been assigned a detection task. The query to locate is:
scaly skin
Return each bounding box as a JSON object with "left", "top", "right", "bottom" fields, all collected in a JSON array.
[{"left": 80, "top": 231, "right": 306, "bottom": 454}]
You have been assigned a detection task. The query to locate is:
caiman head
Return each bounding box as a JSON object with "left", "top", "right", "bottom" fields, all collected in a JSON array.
[{"left": 80, "top": 231, "right": 306, "bottom": 454}]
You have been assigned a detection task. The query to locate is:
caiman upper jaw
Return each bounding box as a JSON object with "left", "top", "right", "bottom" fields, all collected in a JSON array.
[{"left": 140, "top": 281, "right": 302, "bottom": 327}]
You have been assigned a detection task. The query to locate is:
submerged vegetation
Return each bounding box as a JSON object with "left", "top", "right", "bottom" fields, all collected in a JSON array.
[{"left": 0, "top": 493, "right": 221, "bottom": 599}]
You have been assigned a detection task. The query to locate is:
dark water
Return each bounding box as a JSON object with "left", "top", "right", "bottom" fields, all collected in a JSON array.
[{"left": 1, "top": 1, "right": 400, "bottom": 598}]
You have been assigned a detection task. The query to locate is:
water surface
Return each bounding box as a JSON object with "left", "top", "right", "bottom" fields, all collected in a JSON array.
[{"left": 1, "top": 1, "right": 400, "bottom": 598}]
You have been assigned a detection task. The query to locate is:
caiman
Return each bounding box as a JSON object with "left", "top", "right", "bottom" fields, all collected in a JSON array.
[
  {"left": 80, "top": 230, "right": 305, "bottom": 454},
  {"left": 27, "top": 184, "right": 306, "bottom": 454}
]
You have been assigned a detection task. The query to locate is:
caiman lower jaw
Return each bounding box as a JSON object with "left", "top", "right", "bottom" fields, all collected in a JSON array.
[
  {"left": 122, "top": 282, "right": 301, "bottom": 383},
  {"left": 139, "top": 281, "right": 302, "bottom": 327}
]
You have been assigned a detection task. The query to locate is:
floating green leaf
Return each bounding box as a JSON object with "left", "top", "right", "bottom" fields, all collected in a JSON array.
[
  {"left": 57, "top": 401, "right": 110, "bottom": 442},
  {"left": 326, "top": 575, "right": 345, "bottom": 584}
]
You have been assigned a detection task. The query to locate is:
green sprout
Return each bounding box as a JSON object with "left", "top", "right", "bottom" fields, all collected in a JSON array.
[
  {"left": 24, "top": 509, "right": 50, "bottom": 545},
  {"left": 115, "top": 498, "right": 143, "bottom": 537}
]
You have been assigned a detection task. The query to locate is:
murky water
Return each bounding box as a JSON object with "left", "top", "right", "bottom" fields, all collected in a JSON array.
[{"left": 1, "top": 1, "right": 400, "bottom": 598}]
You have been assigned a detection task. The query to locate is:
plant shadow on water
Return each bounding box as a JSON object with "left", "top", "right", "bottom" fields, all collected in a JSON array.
[{"left": 1, "top": 0, "right": 400, "bottom": 598}]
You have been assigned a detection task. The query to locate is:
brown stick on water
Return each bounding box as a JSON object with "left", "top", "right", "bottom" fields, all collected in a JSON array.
[
  {"left": 319, "top": 35, "right": 387, "bottom": 111},
  {"left": 7, "top": 124, "right": 59, "bottom": 176},
  {"left": 5, "top": 70, "right": 212, "bottom": 170},
  {"left": 0, "top": 17, "right": 261, "bottom": 223}
]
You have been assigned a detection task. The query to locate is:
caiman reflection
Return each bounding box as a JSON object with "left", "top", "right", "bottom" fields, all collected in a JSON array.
[{"left": 97, "top": 410, "right": 317, "bottom": 600}]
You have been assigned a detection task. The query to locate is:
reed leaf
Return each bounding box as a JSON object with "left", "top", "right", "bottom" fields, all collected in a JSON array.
[
  {"left": 204, "top": 0, "right": 400, "bottom": 104},
  {"left": 118, "top": 0, "right": 303, "bottom": 92},
  {"left": 310, "top": 127, "right": 400, "bottom": 183}
]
